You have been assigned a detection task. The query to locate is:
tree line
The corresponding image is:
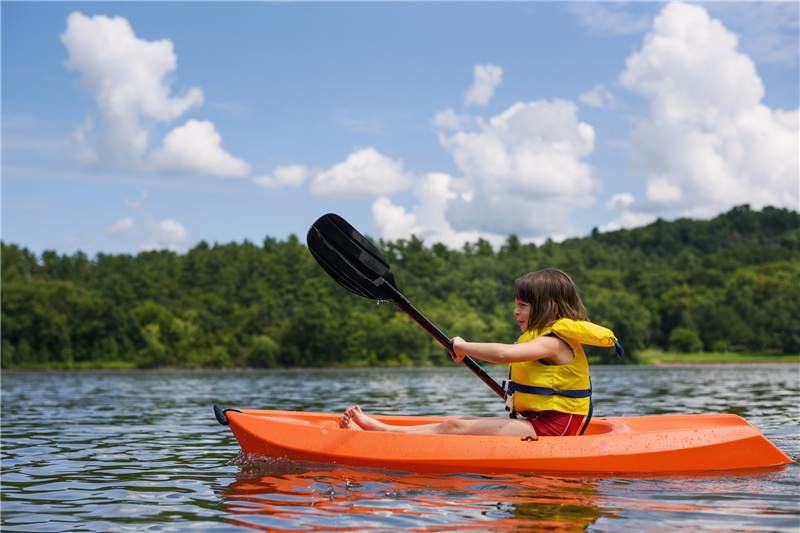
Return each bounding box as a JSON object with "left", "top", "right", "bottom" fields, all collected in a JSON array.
[{"left": 2, "top": 204, "right": 798, "bottom": 369}]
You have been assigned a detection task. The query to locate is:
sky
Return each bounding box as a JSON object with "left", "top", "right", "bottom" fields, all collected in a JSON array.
[{"left": 2, "top": 1, "right": 798, "bottom": 257}]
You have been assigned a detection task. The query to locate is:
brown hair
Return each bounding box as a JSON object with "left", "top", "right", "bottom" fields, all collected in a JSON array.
[{"left": 514, "top": 269, "right": 588, "bottom": 332}]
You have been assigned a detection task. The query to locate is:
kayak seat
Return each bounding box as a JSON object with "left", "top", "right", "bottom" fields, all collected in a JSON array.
[{"left": 580, "top": 419, "right": 616, "bottom": 436}]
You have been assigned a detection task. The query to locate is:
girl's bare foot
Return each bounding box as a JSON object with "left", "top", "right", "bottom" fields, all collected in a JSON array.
[
  {"left": 339, "top": 405, "right": 389, "bottom": 431},
  {"left": 339, "top": 406, "right": 364, "bottom": 430}
]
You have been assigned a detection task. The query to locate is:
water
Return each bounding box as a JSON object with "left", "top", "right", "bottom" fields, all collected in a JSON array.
[{"left": 1, "top": 365, "right": 798, "bottom": 532}]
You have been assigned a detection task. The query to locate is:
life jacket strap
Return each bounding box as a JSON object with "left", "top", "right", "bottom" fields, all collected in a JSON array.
[
  {"left": 578, "top": 398, "right": 594, "bottom": 435},
  {"left": 505, "top": 381, "right": 591, "bottom": 398},
  {"left": 614, "top": 339, "right": 624, "bottom": 358},
  {"left": 579, "top": 382, "right": 593, "bottom": 436}
]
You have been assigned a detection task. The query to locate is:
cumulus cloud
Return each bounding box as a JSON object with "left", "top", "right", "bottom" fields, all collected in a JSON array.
[
  {"left": 106, "top": 217, "right": 136, "bottom": 237},
  {"left": 372, "top": 196, "right": 418, "bottom": 242},
  {"left": 579, "top": 84, "right": 617, "bottom": 109},
  {"left": 139, "top": 219, "right": 191, "bottom": 252},
  {"left": 149, "top": 219, "right": 191, "bottom": 248},
  {"left": 374, "top": 96, "right": 599, "bottom": 246},
  {"left": 253, "top": 164, "right": 311, "bottom": 190},
  {"left": 464, "top": 64, "right": 504, "bottom": 107},
  {"left": 438, "top": 99, "right": 598, "bottom": 237},
  {"left": 605, "top": 193, "right": 635, "bottom": 211},
  {"left": 372, "top": 173, "right": 501, "bottom": 249},
  {"left": 606, "top": 2, "right": 799, "bottom": 227},
  {"left": 310, "top": 147, "right": 415, "bottom": 199},
  {"left": 61, "top": 12, "right": 202, "bottom": 160},
  {"left": 600, "top": 211, "right": 658, "bottom": 233},
  {"left": 61, "top": 12, "right": 247, "bottom": 177},
  {"left": 149, "top": 120, "right": 250, "bottom": 177},
  {"left": 600, "top": 194, "right": 656, "bottom": 232}
]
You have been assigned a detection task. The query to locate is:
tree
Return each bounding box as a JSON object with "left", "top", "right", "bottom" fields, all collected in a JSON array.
[{"left": 669, "top": 327, "right": 703, "bottom": 353}]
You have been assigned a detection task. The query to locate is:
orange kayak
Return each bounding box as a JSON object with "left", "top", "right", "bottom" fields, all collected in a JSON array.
[{"left": 216, "top": 407, "right": 792, "bottom": 474}]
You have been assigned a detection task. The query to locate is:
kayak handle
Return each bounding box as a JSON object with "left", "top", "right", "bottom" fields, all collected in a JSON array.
[{"left": 214, "top": 404, "right": 242, "bottom": 426}]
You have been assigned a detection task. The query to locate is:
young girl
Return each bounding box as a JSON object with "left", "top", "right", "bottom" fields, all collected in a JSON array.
[{"left": 339, "top": 268, "right": 623, "bottom": 437}]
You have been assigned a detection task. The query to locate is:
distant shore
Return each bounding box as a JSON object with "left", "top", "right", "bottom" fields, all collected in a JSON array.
[{"left": 4, "top": 351, "right": 800, "bottom": 371}]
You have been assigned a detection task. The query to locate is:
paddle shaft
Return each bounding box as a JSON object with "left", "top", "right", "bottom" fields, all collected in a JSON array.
[{"left": 382, "top": 282, "right": 506, "bottom": 399}]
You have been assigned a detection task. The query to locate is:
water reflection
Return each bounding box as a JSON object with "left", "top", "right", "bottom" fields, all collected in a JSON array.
[
  {"left": 222, "top": 455, "right": 611, "bottom": 532},
  {"left": 221, "top": 455, "right": 799, "bottom": 533}
]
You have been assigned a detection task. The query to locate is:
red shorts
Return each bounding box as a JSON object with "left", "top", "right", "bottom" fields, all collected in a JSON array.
[{"left": 520, "top": 410, "right": 585, "bottom": 436}]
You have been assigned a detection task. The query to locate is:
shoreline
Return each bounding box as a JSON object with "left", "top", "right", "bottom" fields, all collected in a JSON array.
[{"left": 3, "top": 353, "right": 799, "bottom": 371}]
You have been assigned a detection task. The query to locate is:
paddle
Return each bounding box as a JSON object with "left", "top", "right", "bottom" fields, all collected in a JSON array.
[{"left": 307, "top": 213, "right": 505, "bottom": 399}]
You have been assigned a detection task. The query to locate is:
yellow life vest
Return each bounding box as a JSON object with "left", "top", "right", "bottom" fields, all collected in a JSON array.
[{"left": 504, "top": 318, "right": 622, "bottom": 420}]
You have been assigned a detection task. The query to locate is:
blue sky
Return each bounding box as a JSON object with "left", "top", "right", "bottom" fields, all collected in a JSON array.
[{"left": 3, "top": 1, "right": 798, "bottom": 256}]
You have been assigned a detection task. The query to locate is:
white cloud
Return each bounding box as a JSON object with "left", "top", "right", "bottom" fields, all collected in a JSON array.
[
  {"left": 61, "top": 12, "right": 248, "bottom": 178},
  {"left": 600, "top": 211, "right": 657, "bottom": 233},
  {"left": 464, "top": 64, "right": 503, "bottom": 107},
  {"left": 310, "top": 147, "right": 415, "bottom": 199},
  {"left": 106, "top": 217, "right": 135, "bottom": 237},
  {"left": 600, "top": 193, "right": 657, "bottom": 232},
  {"left": 140, "top": 219, "right": 192, "bottom": 252},
  {"left": 253, "top": 164, "right": 311, "bottom": 190},
  {"left": 155, "top": 219, "right": 190, "bottom": 244},
  {"left": 372, "top": 196, "right": 418, "bottom": 242},
  {"left": 432, "top": 108, "right": 477, "bottom": 131},
  {"left": 139, "top": 218, "right": 192, "bottom": 252},
  {"left": 645, "top": 177, "right": 683, "bottom": 205},
  {"left": 605, "top": 193, "right": 635, "bottom": 211},
  {"left": 61, "top": 12, "right": 203, "bottom": 161},
  {"left": 149, "top": 120, "right": 251, "bottom": 177},
  {"left": 373, "top": 97, "right": 599, "bottom": 246},
  {"left": 608, "top": 1, "right": 799, "bottom": 226},
  {"left": 372, "top": 173, "right": 502, "bottom": 249},
  {"left": 579, "top": 84, "right": 616, "bottom": 109},
  {"left": 439, "top": 99, "right": 598, "bottom": 237}
]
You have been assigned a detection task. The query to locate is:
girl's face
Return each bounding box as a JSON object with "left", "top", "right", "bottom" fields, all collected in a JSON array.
[{"left": 513, "top": 299, "right": 531, "bottom": 332}]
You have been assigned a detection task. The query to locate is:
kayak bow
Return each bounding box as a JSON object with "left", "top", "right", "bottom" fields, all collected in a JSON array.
[{"left": 215, "top": 407, "right": 791, "bottom": 474}]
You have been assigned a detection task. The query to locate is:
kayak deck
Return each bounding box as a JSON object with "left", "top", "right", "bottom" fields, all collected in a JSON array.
[{"left": 218, "top": 408, "right": 792, "bottom": 474}]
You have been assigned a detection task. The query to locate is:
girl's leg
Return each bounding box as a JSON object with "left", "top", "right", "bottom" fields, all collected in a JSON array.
[{"left": 339, "top": 406, "right": 536, "bottom": 437}]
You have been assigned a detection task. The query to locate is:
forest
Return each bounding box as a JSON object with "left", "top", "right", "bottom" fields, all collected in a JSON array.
[{"left": 2, "top": 204, "right": 798, "bottom": 370}]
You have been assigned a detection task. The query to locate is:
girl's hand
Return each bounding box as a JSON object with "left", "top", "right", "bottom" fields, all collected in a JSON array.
[{"left": 451, "top": 337, "right": 467, "bottom": 363}]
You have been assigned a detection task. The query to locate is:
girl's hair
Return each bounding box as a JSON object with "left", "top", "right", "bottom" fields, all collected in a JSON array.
[{"left": 514, "top": 269, "right": 588, "bottom": 332}]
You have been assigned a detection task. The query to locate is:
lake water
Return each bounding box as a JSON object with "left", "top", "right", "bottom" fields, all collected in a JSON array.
[{"left": 1, "top": 364, "right": 798, "bottom": 532}]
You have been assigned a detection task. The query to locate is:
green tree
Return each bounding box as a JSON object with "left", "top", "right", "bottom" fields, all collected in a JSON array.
[{"left": 669, "top": 327, "right": 704, "bottom": 353}]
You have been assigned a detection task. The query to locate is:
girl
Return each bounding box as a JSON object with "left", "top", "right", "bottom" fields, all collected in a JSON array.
[{"left": 339, "top": 268, "right": 622, "bottom": 437}]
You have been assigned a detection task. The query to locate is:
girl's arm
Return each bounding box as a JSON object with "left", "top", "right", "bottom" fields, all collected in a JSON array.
[{"left": 451, "top": 336, "right": 571, "bottom": 364}]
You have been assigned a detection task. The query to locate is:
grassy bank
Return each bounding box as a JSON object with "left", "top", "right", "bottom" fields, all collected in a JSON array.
[
  {"left": 3, "top": 360, "right": 140, "bottom": 371},
  {"left": 636, "top": 350, "right": 800, "bottom": 365}
]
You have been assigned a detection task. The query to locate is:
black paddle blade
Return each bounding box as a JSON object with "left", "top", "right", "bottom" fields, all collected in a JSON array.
[{"left": 307, "top": 214, "right": 401, "bottom": 302}]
